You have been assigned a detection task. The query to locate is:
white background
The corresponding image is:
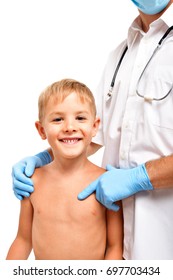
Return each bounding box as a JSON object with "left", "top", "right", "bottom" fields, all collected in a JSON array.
[{"left": 0, "top": 0, "right": 137, "bottom": 260}]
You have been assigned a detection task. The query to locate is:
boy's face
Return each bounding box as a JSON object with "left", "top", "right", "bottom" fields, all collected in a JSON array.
[{"left": 35, "top": 92, "right": 100, "bottom": 159}]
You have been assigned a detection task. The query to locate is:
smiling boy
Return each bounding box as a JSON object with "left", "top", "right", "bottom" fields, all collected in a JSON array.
[{"left": 6, "top": 79, "right": 123, "bottom": 260}]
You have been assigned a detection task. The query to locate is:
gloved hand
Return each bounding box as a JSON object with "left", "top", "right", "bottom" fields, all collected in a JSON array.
[
  {"left": 12, "top": 150, "right": 52, "bottom": 200},
  {"left": 78, "top": 164, "right": 153, "bottom": 211}
]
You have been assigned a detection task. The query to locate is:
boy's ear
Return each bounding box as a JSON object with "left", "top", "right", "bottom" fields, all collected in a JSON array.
[
  {"left": 35, "top": 121, "right": 47, "bottom": 140},
  {"left": 92, "top": 117, "right": 100, "bottom": 137}
]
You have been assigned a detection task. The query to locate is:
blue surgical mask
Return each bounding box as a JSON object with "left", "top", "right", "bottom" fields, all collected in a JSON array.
[{"left": 131, "top": 0, "right": 170, "bottom": 15}]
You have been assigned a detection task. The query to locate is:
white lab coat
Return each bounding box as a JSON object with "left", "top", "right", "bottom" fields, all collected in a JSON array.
[{"left": 93, "top": 5, "right": 173, "bottom": 259}]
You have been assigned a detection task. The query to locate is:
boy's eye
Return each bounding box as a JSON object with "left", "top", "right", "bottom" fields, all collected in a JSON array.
[
  {"left": 76, "top": 116, "right": 87, "bottom": 121},
  {"left": 53, "top": 117, "right": 62, "bottom": 122}
]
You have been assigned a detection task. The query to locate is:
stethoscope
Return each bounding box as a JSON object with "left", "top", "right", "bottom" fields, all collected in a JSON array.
[{"left": 107, "top": 25, "right": 173, "bottom": 102}]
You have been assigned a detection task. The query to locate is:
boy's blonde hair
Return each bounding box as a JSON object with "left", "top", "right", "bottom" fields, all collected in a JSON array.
[{"left": 38, "top": 79, "right": 97, "bottom": 122}]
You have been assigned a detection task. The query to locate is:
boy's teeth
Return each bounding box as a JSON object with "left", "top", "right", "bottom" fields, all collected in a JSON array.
[{"left": 63, "top": 139, "right": 78, "bottom": 143}]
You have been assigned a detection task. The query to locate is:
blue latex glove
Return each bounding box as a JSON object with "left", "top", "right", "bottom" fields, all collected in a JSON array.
[
  {"left": 78, "top": 164, "right": 153, "bottom": 211},
  {"left": 12, "top": 150, "right": 52, "bottom": 200}
]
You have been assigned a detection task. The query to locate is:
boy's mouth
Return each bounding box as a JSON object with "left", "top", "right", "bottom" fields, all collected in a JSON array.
[{"left": 60, "top": 138, "right": 82, "bottom": 144}]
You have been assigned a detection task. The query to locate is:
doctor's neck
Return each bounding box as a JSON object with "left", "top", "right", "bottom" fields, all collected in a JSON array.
[{"left": 139, "top": 1, "right": 173, "bottom": 32}]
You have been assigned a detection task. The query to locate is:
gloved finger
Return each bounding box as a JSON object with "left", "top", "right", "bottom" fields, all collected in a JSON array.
[
  {"left": 13, "top": 188, "right": 31, "bottom": 198},
  {"left": 108, "top": 203, "right": 120, "bottom": 212},
  {"left": 78, "top": 177, "right": 100, "bottom": 200},
  {"left": 13, "top": 178, "right": 34, "bottom": 192},
  {"left": 12, "top": 164, "right": 25, "bottom": 179},
  {"left": 25, "top": 159, "right": 40, "bottom": 177},
  {"left": 13, "top": 172, "right": 33, "bottom": 186},
  {"left": 106, "top": 164, "right": 115, "bottom": 171},
  {"left": 13, "top": 191, "right": 23, "bottom": 201}
]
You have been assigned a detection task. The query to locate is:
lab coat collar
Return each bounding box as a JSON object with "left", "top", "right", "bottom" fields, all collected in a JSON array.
[{"left": 127, "top": 16, "right": 145, "bottom": 48}]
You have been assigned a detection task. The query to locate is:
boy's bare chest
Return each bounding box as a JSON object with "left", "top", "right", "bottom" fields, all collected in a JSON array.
[{"left": 31, "top": 177, "right": 105, "bottom": 223}]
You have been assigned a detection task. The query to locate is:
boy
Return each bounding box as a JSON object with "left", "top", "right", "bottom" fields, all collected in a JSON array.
[{"left": 6, "top": 79, "right": 123, "bottom": 260}]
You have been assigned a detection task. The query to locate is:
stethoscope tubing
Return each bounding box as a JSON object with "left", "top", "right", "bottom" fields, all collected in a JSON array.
[{"left": 108, "top": 25, "right": 173, "bottom": 101}]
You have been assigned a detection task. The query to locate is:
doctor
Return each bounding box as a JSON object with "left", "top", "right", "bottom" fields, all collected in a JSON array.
[{"left": 12, "top": 0, "right": 173, "bottom": 259}]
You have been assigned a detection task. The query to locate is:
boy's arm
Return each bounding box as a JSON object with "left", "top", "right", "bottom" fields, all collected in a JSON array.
[
  {"left": 104, "top": 201, "right": 123, "bottom": 260},
  {"left": 6, "top": 197, "right": 33, "bottom": 260}
]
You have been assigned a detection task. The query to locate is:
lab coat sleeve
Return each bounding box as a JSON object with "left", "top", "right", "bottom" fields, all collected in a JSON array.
[
  {"left": 92, "top": 40, "right": 127, "bottom": 147},
  {"left": 92, "top": 69, "right": 106, "bottom": 146}
]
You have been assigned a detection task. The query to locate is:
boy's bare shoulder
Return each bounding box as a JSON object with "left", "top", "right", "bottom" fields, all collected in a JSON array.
[
  {"left": 31, "top": 164, "right": 49, "bottom": 183},
  {"left": 88, "top": 162, "right": 106, "bottom": 178}
]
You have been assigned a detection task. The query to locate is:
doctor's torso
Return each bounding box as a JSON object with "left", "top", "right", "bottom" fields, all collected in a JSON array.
[{"left": 94, "top": 9, "right": 173, "bottom": 259}]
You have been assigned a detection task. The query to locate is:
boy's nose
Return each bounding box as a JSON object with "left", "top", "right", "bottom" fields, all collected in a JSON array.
[{"left": 64, "top": 119, "right": 77, "bottom": 132}]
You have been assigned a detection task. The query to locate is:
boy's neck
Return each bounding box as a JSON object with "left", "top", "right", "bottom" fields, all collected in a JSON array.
[{"left": 50, "top": 155, "right": 91, "bottom": 175}]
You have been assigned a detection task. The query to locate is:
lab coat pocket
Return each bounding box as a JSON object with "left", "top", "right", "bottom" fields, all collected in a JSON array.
[
  {"left": 147, "top": 65, "right": 173, "bottom": 130},
  {"left": 149, "top": 90, "right": 173, "bottom": 130}
]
